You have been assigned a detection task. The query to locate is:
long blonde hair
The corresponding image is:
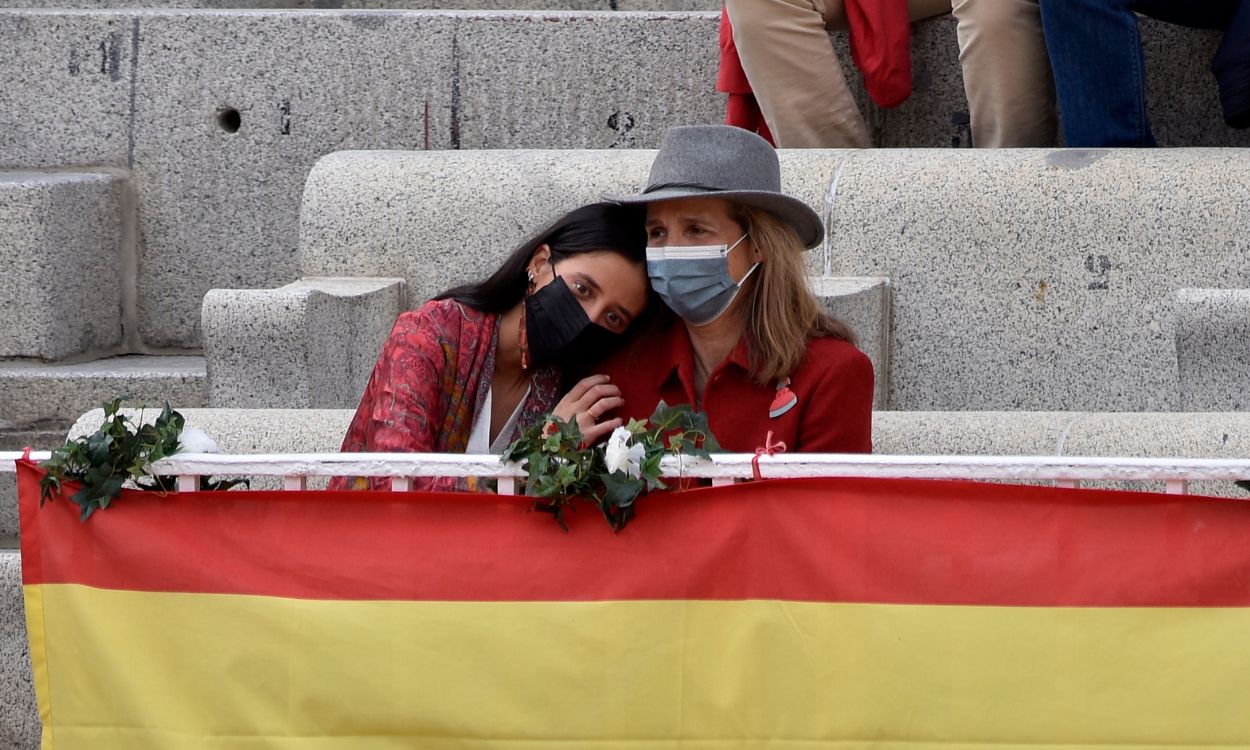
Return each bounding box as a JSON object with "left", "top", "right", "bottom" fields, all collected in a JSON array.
[{"left": 731, "top": 202, "right": 856, "bottom": 384}]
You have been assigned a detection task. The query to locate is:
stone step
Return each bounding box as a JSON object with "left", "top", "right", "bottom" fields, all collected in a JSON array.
[
  {"left": 2, "top": 10, "right": 1243, "bottom": 352},
  {"left": 0, "top": 549, "right": 38, "bottom": 750},
  {"left": 0, "top": 355, "right": 205, "bottom": 547},
  {"left": 0, "top": 170, "right": 127, "bottom": 361},
  {"left": 0, "top": 355, "right": 207, "bottom": 432},
  {"left": 1175, "top": 289, "right": 1250, "bottom": 411},
  {"left": 299, "top": 147, "right": 1250, "bottom": 413},
  {"left": 203, "top": 277, "right": 406, "bottom": 408}
]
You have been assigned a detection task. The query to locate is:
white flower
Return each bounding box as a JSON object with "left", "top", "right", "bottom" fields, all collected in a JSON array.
[
  {"left": 178, "top": 427, "right": 220, "bottom": 454},
  {"left": 603, "top": 426, "right": 644, "bottom": 478}
]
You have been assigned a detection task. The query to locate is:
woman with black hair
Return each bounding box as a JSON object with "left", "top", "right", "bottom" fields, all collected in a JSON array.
[{"left": 332, "top": 203, "right": 650, "bottom": 491}]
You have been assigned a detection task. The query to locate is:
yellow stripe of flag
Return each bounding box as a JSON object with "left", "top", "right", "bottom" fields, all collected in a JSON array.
[{"left": 31, "top": 584, "right": 1250, "bottom": 749}]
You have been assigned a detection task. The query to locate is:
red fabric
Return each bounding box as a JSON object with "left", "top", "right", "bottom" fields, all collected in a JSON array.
[
  {"left": 599, "top": 322, "right": 873, "bottom": 454},
  {"left": 846, "top": 0, "right": 913, "bottom": 108},
  {"left": 719, "top": 2, "right": 913, "bottom": 116},
  {"left": 718, "top": 7, "right": 776, "bottom": 145},
  {"left": 717, "top": 6, "right": 751, "bottom": 94},
  {"left": 21, "top": 458, "right": 1250, "bottom": 606},
  {"left": 725, "top": 94, "right": 775, "bottom": 145},
  {"left": 332, "top": 299, "right": 561, "bottom": 491}
]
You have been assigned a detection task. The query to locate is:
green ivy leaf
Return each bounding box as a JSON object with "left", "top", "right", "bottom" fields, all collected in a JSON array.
[
  {"left": 503, "top": 401, "right": 721, "bottom": 533},
  {"left": 37, "top": 398, "right": 238, "bottom": 522},
  {"left": 601, "top": 471, "right": 643, "bottom": 508}
]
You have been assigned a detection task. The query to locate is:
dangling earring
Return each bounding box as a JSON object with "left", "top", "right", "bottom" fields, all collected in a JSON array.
[{"left": 519, "top": 271, "right": 535, "bottom": 370}]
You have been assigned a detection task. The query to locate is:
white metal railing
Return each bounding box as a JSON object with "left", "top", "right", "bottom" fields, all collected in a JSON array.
[{"left": 4, "top": 450, "right": 1250, "bottom": 496}]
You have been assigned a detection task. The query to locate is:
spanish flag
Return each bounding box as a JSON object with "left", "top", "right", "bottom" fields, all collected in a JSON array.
[{"left": 17, "top": 458, "right": 1250, "bottom": 749}]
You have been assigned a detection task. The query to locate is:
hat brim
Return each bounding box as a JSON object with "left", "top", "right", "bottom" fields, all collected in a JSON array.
[{"left": 603, "top": 186, "right": 824, "bottom": 250}]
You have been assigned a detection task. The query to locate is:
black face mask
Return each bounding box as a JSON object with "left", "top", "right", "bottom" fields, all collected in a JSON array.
[{"left": 525, "top": 276, "right": 623, "bottom": 368}]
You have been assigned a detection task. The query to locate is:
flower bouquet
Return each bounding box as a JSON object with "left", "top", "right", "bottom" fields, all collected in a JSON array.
[{"left": 502, "top": 401, "right": 720, "bottom": 531}]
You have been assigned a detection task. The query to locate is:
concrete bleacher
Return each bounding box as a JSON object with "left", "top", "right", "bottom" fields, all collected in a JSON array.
[
  {"left": 1, "top": 8, "right": 1245, "bottom": 350},
  {"left": 204, "top": 147, "right": 1250, "bottom": 413},
  {"left": 2, "top": 7, "right": 1246, "bottom": 469}
]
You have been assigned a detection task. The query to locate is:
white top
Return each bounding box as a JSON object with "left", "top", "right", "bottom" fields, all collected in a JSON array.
[{"left": 466, "top": 385, "right": 530, "bottom": 455}]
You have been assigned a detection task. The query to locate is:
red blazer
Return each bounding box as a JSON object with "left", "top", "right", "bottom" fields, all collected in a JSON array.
[{"left": 599, "top": 321, "right": 874, "bottom": 454}]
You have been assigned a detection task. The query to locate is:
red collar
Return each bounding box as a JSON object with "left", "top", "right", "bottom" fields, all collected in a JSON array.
[{"left": 655, "top": 321, "right": 753, "bottom": 404}]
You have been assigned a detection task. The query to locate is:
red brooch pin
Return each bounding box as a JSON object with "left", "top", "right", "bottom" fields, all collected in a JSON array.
[{"left": 768, "top": 377, "right": 797, "bottom": 419}]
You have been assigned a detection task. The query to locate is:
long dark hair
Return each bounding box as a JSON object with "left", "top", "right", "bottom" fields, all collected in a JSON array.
[{"left": 435, "top": 202, "right": 647, "bottom": 313}]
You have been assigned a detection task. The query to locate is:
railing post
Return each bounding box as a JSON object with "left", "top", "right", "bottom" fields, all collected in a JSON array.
[
  {"left": 391, "top": 477, "right": 412, "bottom": 492},
  {"left": 1166, "top": 479, "right": 1189, "bottom": 495},
  {"left": 497, "top": 477, "right": 517, "bottom": 495},
  {"left": 176, "top": 475, "right": 199, "bottom": 493},
  {"left": 284, "top": 476, "right": 307, "bottom": 491}
]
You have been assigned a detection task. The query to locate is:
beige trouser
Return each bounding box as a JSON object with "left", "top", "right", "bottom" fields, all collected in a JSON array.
[{"left": 724, "top": 0, "right": 1057, "bottom": 148}]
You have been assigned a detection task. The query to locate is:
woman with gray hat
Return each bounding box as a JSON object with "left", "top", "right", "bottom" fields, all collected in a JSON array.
[{"left": 599, "top": 125, "right": 873, "bottom": 454}]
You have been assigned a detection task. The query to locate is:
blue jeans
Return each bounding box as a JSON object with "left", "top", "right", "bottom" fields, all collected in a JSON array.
[{"left": 1040, "top": 0, "right": 1243, "bottom": 146}]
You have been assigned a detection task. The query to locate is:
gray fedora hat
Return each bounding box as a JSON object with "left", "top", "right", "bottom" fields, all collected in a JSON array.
[{"left": 605, "top": 125, "right": 824, "bottom": 249}]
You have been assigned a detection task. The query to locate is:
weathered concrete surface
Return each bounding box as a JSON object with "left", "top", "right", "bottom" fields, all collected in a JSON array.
[
  {"left": 0, "top": 171, "right": 125, "bottom": 361},
  {"left": 129, "top": 11, "right": 456, "bottom": 347},
  {"left": 120, "top": 9, "right": 714, "bottom": 347},
  {"left": 873, "top": 410, "right": 1250, "bottom": 497},
  {"left": 0, "top": 551, "right": 38, "bottom": 750},
  {"left": 871, "top": 411, "right": 1080, "bottom": 456},
  {"left": 301, "top": 148, "right": 1250, "bottom": 412},
  {"left": 299, "top": 149, "right": 822, "bottom": 298},
  {"left": 823, "top": 148, "right": 1250, "bottom": 411},
  {"left": 3, "top": 9, "right": 1246, "bottom": 351},
  {"left": 0, "top": 355, "right": 206, "bottom": 430},
  {"left": 453, "top": 11, "right": 718, "bottom": 150},
  {"left": 70, "top": 407, "right": 353, "bottom": 451},
  {"left": 203, "top": 277, "right": 405, "bottom": 408},
  {"left": 0, "top": 13, "right": 133, "bottom": 168},
  {"left": 1174, "top": 289, "right": 1250, "bottom": 411},
  {"left": 1059, "top": 411, "right": 1250, "bottom": 496},
  {"left": 813, "top": 276, "right": 890, "bottom": 409},
  {"left": 300, "top": 149, "right": 656, "bottom": 304}
]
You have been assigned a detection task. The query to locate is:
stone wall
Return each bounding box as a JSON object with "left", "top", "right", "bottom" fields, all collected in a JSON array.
[
  {"left": 2, "top": 10, "right": 1245, "bottom": 349},
  {"left": 277, "top": 147, "right": 1250, "bottom": 412}
]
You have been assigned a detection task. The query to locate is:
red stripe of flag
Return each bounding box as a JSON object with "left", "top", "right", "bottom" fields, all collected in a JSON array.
[{"left": 17, "top": 459, "right": 1250, "bottom": 606}]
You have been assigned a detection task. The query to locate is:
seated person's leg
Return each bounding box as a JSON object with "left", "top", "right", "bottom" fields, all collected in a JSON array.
[
  {"left": 954, "top": 0, "right": 1058, "bottom": 146},
  {"left": 1212, "top": 0, "right": 1250, "bottom": 128},
  {"left": 1040, "top": 0, "right": 1155, "bottom": 146},
  {"left": 1130, "top": 0, "right": 1244, "bottom": 130},
  {"left": 726, "top": 0, "right": 872, "bottom": 147}
]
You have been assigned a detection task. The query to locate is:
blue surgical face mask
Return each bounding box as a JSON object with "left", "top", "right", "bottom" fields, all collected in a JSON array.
[{"left": 646, "top": 233, "right": 759, "bottom": 326}]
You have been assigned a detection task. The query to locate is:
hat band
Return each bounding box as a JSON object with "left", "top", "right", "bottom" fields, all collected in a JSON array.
[{"left": 643, "top": 181, "right": 724, "bottom": 195}]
